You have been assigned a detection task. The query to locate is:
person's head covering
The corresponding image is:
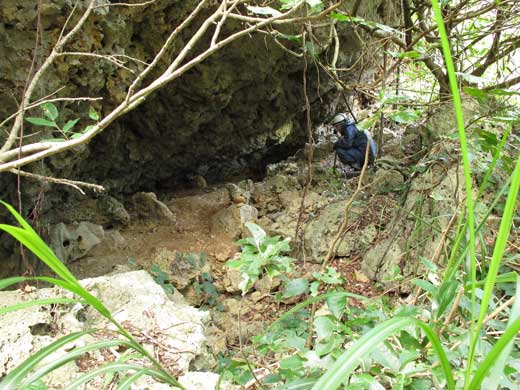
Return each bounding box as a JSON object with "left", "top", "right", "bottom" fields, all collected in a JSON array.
[{"left": 331, "top": 113, "right": 349, "bottom": 125}]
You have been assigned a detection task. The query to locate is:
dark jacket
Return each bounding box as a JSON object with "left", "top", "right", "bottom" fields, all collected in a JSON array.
[{"left": 333, "top": 122, "right": 369, "bottom": 166}]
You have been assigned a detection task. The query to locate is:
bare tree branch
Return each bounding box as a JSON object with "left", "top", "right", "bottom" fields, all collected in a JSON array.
[{"left": 0, "top": 0, "right": 96, "bottom": 157}]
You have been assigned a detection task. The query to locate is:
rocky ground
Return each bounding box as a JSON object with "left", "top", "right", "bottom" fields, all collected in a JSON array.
[{"left": 2, "top": 124, "right": 493, "bottom": 388}]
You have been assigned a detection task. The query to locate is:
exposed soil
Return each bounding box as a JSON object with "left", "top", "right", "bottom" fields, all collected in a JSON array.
[{"left": 68, "top": 189, "right": 238, "bottom": 280}]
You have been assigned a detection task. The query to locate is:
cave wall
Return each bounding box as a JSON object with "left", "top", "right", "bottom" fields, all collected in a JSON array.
[{"left": 0, "top": 0, "right": 400, "bottom": 214}]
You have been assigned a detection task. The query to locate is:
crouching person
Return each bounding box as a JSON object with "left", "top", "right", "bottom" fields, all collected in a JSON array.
[{"left": 331, "top": 113, "right": 377, "bottom": 170}]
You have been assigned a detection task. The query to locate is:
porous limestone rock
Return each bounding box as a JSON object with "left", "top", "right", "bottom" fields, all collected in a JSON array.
[
  {"left": 210, "top": 204, "right": 258, "bottom": 239},
  {"left": 0, "top": 271, "right": 210, "bottom": 389},
  {"left": 131, "top": 192, "right": 176, "bottom": 224},
  {"left": 49, "top": 221, "right": 105, "bottom": 263}
]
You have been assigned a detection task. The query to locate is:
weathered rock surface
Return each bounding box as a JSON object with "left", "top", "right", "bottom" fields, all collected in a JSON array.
[
  {"left": 49, "top": 221, "right": 105, "bottom": 263},
  {"left": 0, "top": 271, "right": 212, "bottom": 389},
  {"left": 131, "top": 192, "right": 177, "bottom": 224},
  {"left": 211, "top": 204, "right": 258, "bottom": 239},
  {"left": 361, "top": 159, "right": 466, "bottom": 288}
]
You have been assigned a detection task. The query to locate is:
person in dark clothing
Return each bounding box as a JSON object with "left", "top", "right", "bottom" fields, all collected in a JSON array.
[{"left": 331, "top": 113, "right": 376, "bottom": 169}]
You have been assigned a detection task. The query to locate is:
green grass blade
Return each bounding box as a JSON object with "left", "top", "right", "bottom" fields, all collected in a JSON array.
[
  {"left": 0, "top": 276, "right": 29, "bottom": 290},
  {"left": 464, "top": 272, "right": 518, "bottom": 290},
  {"left": 430, "top": 2, "right": 480, "bottom": 382},
  {"left": 476, "top": 155, "right": 520, "bottom": 328},
  {"left": 310, "top": 317, "right": 454, "bottom": 390},
  {"left": 0, "top": 297, "right": 81, "bottom": 315},
  {"left": 468, "top": 316, "right": 520, "bottom": 390},
  {"left": 116, "top": 368, "right": 154, "bottom": 390},
  {"left": 20, "top": 339, "right": 134, "bottom": 388},
  {"left": 445, "top": 173, "right": 513, "bottom": 284},
  {"left": 476, "top": 124, "right": 512, "bottom": 199},
  {"left": 62, "top": 363, "right": 172, "bottom": 390},
  {"left": 0, "top": 330, "right": 95, "bottom": 390},
  {"left": 0, "top": 223, "right": 76, "bottom": 286},
  {"left": 481, "top": 275, "right": 520, "bottom": 389}
]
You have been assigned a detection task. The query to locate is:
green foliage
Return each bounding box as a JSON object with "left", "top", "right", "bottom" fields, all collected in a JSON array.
[
  {"left": 193, "top": 272, "right": 222, "bottom": 310},
  {"left": 227, "top": 222, "right": 296, "bottom": 294},
  {"left": 150, "top": 264, "right": 174, "bottom": 295},
  {"left": 24, "top": 102, "right": 98, "bottom": 141}
]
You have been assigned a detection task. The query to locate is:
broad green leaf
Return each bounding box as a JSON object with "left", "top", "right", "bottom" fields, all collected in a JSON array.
[
  {"left": 315, "top": 334, "right": 342, "bottom": 356},
  {"left": 89, "top": 106, "right": 100, "bottom": 121},
  {"left": 314, "top": 316, "right": 337, "bottom": 340},
  {"left": 326, "top": 293, "right": 347, "bottom": 319},
  {"left": 25, "top": 117, "right": 56, "bottom": 127},
  {"left": 226, "top": 259, "right": 242, "bottom": 269},
  {"left": 469, "top": 317, "right": 520, "bottom": 389},
  {"left": 306, "top": 0, "right": 324, "bottom": 12},
  {"left": 350, "top": 374, "right": 385, "bottom": 390},
  {"left": 280, "top": 0, "right": 300, "bottom": 10},
  {"left": 399, "top": 50, "right": 421, "bottom": 59},
  {"left": 262, "top": 291, "right": 368, "bottom": 337},
  {"left": 71, "top": 133, "right": 83, "bottom": 139},
  {"left": 436, "top": 280, "right": 459, "bottom": 318},
  {"left": 278, "top": 378, "right": 317, "bottom": 390},
  {"left": 419, "top": 256, "right": 439, "bottom": 272},
  {"left": 41, "top": 102, "right": 59, "bottom": 120},
  {"left": 488, "top": 88, "right": 520, "bottom": 96},
  {"left": 464, "top": 87, "right": 487, "bottom": 99},
  {"left": 391, "top": 110, "right": 421, "bottom": 124},
  {"left": 245, "top": 222, "right": 266, "bottom": 249},
  {"left": 370, "top": 343, "right": 400, "bottom": 372},
  {"left": 482, "top": 276, "right": 520, "bottom": 390},
  {"left": 63, "top": 118, "right": 80, "bottom": 133},
  {"left": 330, "top": 12, "right": 349, "bottom": 22},
  {"left": 279, "top": 354, "right": 303, "bottom": 370},
  {"left": 310, "top": 317, "right": 454, "bottom": 390},
  {"left": 83, "top": 124, "right": 94, "bottom": 133},
  {"left": 246, "top": 5, "right": 282, "bottom": 16},
  {"left": 283, "top": 278, "right": 309, "bottom": 298}
]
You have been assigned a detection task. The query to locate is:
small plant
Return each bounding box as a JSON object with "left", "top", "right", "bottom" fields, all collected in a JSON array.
[
  {"left": 193, "top": 272, "right": 223, "bottom": 310},
  {"left": 150, "top": 265, "right": 174, "bottom": 295},
  {"left": 227, "top": 222, "right": 296, "bottom": 295},
  {"left": 25, "top": 102, "right": 99, "bottom": 141}
]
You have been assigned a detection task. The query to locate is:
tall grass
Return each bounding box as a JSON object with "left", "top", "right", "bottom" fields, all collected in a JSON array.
[
  {"left": 0, "top": 201, "right": 184, "bottom": 389},
  {"left": 309, "top": 1, "right": 520, "bottom": 388}
]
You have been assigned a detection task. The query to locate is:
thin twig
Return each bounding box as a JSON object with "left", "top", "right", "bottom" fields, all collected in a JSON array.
[
  {"left": 8, "top": 168, "right": 105, "bottom": 194},
  {"left": 93, "top": 0, "right": 158, "bottom": 9},
  {"left": 211, "top": 0, "right": 241, "bottom": 47},
  {"left": 295, "top": 30, "right": 314, "bottom": 242},
  {"left": 0, "top": 0, "right": 95, "bottom": 158},
  {"left": 58, "top": 52, "right": 135, "bottom": 72},
  {"left": 125, "top": 0, "right": 209, "bottom": 102},
  {"left": 484, "top": 296, "right": 516, "bottom": 324}
]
